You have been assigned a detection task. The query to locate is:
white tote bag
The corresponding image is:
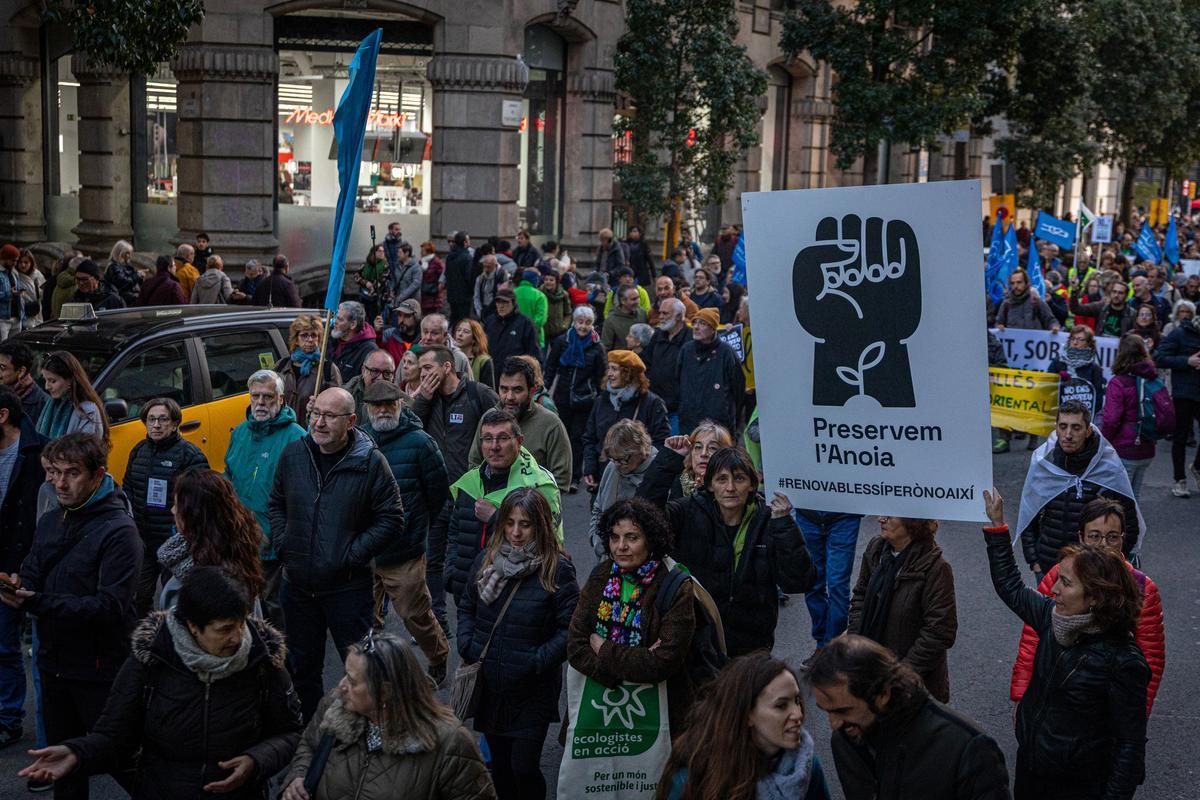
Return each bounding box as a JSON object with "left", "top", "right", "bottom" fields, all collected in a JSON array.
[{"left": 556, "top": 665, "right": 671, "bottom": 799}]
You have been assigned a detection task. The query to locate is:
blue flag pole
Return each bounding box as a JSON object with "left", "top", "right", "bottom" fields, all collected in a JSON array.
[{"left": 325, "top": 29, "right": 383, "bottom": 313}]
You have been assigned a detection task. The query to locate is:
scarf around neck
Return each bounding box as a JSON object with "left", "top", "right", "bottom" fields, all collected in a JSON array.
[
  {"left": 166, "top": 609, "right": 252, "bottom": 683},
  {"left": 36, "top": 396, "right": 76, "bottom": 439},
  {"left": 1050, "top": 608, "right": 1101, "bottom": 647},
  {"left": 595, "top": 558, "right": 661, "bottom": 646},
  {"left": 290, "top": 347, "right": 321, "bottom": 378},
  {"left": 608, "top": 382, "right": 638, "bottom": 410},
  {"left": 560, "top": 327, "right": 592, "bottom": 368},
  {"left": 477, "top": 540, "right": 543, "bottom": 605},
  {"left": 157, "top": 529, "right": 193, "bottom": 579},
  {"left": 757, "top": 730, "right": 817, "bottom": 800},
  {"left": 1065, "top": 347, "right": 1095, "bottom": 371}
]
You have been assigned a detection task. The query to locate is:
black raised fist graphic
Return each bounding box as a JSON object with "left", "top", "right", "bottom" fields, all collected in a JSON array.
[{"left": 793, "top": 214, "right": 921, "bottom": 407}]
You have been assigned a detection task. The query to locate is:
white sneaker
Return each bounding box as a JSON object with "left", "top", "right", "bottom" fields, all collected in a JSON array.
[{"left": 1172, "top": 480, "right": 1190, "bottom": 498}]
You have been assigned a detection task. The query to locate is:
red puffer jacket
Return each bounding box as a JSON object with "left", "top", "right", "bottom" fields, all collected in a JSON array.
[{"left": 1010, "top": 560, "right": 1164, "bottom": 716}]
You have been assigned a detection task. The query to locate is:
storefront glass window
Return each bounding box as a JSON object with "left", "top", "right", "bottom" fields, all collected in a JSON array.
[
  {"left": 277, "top": 51, "right": 430, "bottom": 214},
  {"left": 145, "top": 71, "right": 178, "bottom": 205}
]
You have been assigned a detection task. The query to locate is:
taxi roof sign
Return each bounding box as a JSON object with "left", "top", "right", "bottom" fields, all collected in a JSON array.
[{"left": 58, "top": 303, "right": 97, "bottom": 321}]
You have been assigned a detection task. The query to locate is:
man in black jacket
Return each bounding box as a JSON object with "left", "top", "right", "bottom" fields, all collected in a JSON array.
[
  {"left": 0, "top": 387, "right": 44, "bottom": 747},
  {"left": 676, "top": 307, "right": 743, "bottom": 434},
  {"left": 268, "top": 387, "right": 404, "bottom": 719},
  {"left": 809, "top": 635, "right": 1010, "bottom": 800},
  {"left": 71, "top": 259, "right": 125, "bottom": 311},
  {"left": 361, "top": 381, "right": 450, "bottom": 686},
  {"left": 643, "top": 297, "right": 688, "bottom": 435},
  {"left": 1018, "top": 400, "right": 1140, "bottom": 574},
  {"left": 445, "top": 230, "right": 475, "bottom": 325},
  {"left": 6, "top": 432, "right": 141, "bottom": 799},
  {"left": 484, "top": 288, "right": 540, "bottom": 367},
  {"left": 252, "top": 254, "right": 303, "bottom": 308}
]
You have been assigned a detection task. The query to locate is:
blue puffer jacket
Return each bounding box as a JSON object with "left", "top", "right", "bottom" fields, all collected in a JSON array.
[
  {"left": 1153, "top": 321, "right": 1200, "bottom": 401},
  {"left": 364, "top": 408, "right": 450, "bottom": 567},
  {"left": 457, "top": 552, "right": 578, "bottom": 739},
  {"left": 225, "top": 406, "right": 306, "bottom": 560}
]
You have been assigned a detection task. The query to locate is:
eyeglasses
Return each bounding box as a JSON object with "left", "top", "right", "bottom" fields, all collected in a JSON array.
[
  {"left": 607, "top": 452, "right": 636, "bottom": 466},
  {"left": 364, "top": 367, "right": 396, "bottom": 380},
  {"left": 310, "top": 410, "right": 352, "bottom": 422},
  {"left": 1083, "top": 533, "right": 1124, "bottom": 546},
  {"left": 480, "top": 434, "right": 515, "bottom": 445},
  {"left": 145, "top": 416, "right": 172, "bottom": 425},
  {"left": 691, "top": 442, "right": 723, "bottom": 455}
]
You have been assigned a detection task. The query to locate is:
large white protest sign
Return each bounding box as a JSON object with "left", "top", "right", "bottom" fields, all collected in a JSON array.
[
  {"left": 742, "top": 181, "right": 992, "bottom": 522},
  {"left": 1092, "top": 215, "right": 1114, "bottom": 243},
  {"left": 990, "top": 327, "right": 1118, "bottom": 380}
]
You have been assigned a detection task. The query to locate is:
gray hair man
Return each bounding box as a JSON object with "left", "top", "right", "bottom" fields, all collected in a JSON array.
[
  {"left": 643, "top": 297, "right": 689, "bottom": 434},
  {"left": 224, "top": 369, "right": 306, "bottom": 627},
  {"left": 343, "top": 349, "right": 397, "bottom": 424},
  {"left": 330, "top": 300, "right": 380, "bottom": 382}
]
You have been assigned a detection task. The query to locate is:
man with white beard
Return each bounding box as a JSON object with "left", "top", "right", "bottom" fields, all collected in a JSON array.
[
  {"left": 642, "top": 296, "right": 689, "bottom": 435},
  {"left": 360, "top": 380, "right": 451, "bottom": 686},
  {"left": 223, "top": 369, "right": 307, "bottom": 628}
]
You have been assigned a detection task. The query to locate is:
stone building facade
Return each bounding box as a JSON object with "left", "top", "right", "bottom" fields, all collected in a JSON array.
[{"left": 0, "top": 0, "right": 1118, "bottom": 295}]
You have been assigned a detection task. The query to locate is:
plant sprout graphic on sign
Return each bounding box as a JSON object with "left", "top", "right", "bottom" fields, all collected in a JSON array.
[{"left": 793, "top": 214, "right": 921, "bottom": 407}]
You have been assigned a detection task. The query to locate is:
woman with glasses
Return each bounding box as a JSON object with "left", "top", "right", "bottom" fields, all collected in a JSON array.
[
  {"left": 1010, "top": 498, "right": 1164, "bottom": 719},
  {"left": 276, "top": 315, "right": 341, "bottom": 428},
  {"left": 580, "top": 350, "right": 669, "bottom": 493},
  {"left": 457, "top": 488, "right": 578, "bottom": 800},
  {"left": 122, "top": 397, "right": 209, "bottom": 616},
  {"left": 638, "top": 420, "right": 733, "bottom": 502},
  {"left": 20, "top": 567, "right": 303, "bottom": 799},
  {"left": 846, "top": 516, "right": 957, "bottom": 702},
  {"left": 982, "top": 488, "right": 1149, "bottom": 799},
  {"left": 281, "top": 631, "right": 494, "bottom": 800},
  {"left": 587, "top": 419, "right": 657, "bottom": 557}
]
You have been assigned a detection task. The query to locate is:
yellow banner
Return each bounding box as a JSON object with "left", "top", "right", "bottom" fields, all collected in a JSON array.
[{"left": 989, "top": 368, "right": 1060, "bottom": 436}]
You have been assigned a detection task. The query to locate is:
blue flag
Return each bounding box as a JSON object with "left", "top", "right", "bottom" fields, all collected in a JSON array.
[
  {"left": 985, "top": 217, "right": 1007, "bottom": 304},
  {"left": 1027, "top": 240, "right": 1046, "bottom": 297},
  {"left": 325, "top": 29, "right": 383, "bottom": 312},
  {"left": 730, "top": 231, "right": 747, "bottom": 287},
  {"left": 1034, "top": 211, "right": 1076, "bottom": 250},
  {"left": 1134, "top": 223, "right": 1163, "bottom": 265},
  {"left": 1002, "top": 219, "right": 1019, "bottom": 289},
  {"left": 1164, "top": 215, "right": 1180, "bottom": 266}
]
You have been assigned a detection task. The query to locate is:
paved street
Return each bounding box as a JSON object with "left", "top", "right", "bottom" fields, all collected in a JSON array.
[{"left": 0, "top": 443, "right": 1196, "bottom": 798}]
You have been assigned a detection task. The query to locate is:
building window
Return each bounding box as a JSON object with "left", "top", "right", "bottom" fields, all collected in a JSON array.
[{"left": 520, "top": 25, "right": 567, "bottom": 237}]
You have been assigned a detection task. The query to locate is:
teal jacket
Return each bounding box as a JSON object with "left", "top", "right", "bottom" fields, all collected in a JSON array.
[{"left": 225, "top": 405, "right": 306, "bottom": 559}]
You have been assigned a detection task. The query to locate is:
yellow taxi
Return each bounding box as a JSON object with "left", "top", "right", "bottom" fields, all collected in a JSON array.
[{"left": 15, "top": 305, "right": 307, "bottom": 479}]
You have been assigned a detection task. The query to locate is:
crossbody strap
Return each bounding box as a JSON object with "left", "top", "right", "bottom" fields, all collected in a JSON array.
[{"left": 477, "top": 577, "right": 523, "bottom": 662}]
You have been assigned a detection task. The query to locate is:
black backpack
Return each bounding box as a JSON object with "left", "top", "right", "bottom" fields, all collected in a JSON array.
[{"left": 654, "top": 564, "right": 728, "bottom": 687}]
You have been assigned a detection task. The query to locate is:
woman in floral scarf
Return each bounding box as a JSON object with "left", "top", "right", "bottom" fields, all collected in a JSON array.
[{"left": 567, "top": 497, "right": 697, "bottom": 731}]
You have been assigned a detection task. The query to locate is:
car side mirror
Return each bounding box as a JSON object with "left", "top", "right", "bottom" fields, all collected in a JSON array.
[{"left": 105, "top": 399, "right": 129, "bottom": 421}]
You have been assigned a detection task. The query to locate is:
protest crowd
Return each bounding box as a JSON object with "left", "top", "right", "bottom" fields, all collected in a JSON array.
[{"left": 0, "top": 199, "right": 1189, "bottom": 800}]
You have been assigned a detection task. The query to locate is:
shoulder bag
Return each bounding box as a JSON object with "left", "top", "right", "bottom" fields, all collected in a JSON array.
[{"left": 450, "top": 579, "right": 521, "bottom": 720}]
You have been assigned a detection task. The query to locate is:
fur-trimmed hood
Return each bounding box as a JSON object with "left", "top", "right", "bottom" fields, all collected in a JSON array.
[
  {"left": 131, "top": 610, "right": 288, "bottom": 671},
  {"left": 317, "top": 693, "right": 447, "bottom": 756}
]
